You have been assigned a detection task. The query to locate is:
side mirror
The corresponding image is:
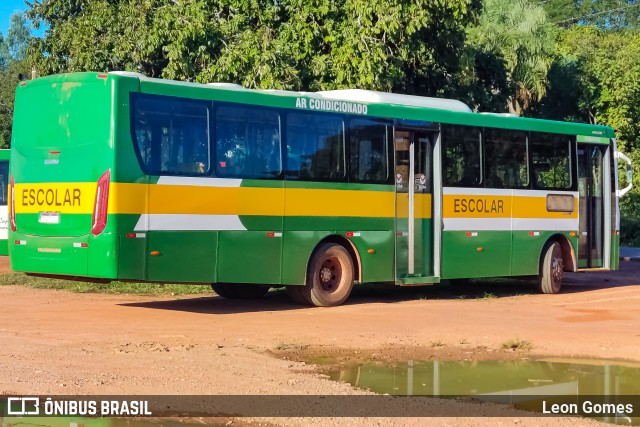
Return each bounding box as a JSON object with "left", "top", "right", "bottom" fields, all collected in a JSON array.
[{"left": 615, "top": 151, "right": 633, "bottom": 197}]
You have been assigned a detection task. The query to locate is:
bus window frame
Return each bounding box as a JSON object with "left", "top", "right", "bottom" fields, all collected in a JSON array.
[{"left": 130, "top": 92, "right": 212, "bottom": 178}]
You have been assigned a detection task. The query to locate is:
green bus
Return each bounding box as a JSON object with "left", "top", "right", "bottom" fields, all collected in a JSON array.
[
  {"left": 8, "top": 72, "right": 633, "bottom": 306},
  {"left": 0, "top": 149, "right": 9, "bottom": 255}
]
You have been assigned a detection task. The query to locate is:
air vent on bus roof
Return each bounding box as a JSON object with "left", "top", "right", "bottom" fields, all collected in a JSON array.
[
  {"left": 206, "top": 82, "right": 244, "bottom": 89},
  {"left": 316, "top": 89, "right": 472, "bottom": 113}
]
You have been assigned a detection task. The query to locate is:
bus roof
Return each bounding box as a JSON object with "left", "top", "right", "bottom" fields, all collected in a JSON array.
[{"left": 19, "top": 72, "right": 615, "bottom": 140}]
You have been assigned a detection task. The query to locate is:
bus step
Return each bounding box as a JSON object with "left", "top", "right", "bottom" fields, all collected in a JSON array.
[{"left": 396, "top": 275, "right": 440, "bottom": 286}]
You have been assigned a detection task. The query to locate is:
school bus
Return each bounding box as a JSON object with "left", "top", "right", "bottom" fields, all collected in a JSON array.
[{"left": 8, "top": 72, "right": 633, "bottom": 306}]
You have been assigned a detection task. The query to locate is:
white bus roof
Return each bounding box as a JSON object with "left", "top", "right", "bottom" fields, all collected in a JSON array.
[{"left": 109, "top": 72, "right": 472, "bottom": 113}]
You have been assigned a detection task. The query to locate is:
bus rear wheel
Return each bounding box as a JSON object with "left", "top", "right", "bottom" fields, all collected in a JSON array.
[
  {"left": 538, "top": 241, "right": 563, "bottom": 294},
  {"left": 211, "top": 283, "right": 270, "bottom": 299},
  {"left": 303, "top": 243, "right": 355, "bottom": 307}
]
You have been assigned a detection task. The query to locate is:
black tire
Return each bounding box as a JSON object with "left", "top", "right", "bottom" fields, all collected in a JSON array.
[
  {"left": 538, "top": 241, "right": 563, "bottom": 294},
  {"left": 211, "top": 283, "right": 236, "bottom": 298},
  {"left": 448, "top": 278, "right": 472, "bottom": 286},
  {"left": 286, "top": 286, "right": 310, "bottom": 305},
  {"left": 211, "top": 283, "right": 270, "bottom": 299},
  {"left": 303, "top": 243, "right": 355, "bottom": 307},
  {"left": 233, "top": 284, "right": 270, "bottom": 298}
]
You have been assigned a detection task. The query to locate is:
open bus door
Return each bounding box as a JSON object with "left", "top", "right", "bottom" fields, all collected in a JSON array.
[{"left": 394, "top": 129, "right": 436, "bottom": 282}]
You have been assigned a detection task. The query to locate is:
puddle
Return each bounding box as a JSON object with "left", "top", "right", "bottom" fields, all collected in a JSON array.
[{"left": 329, "top": 359, "right": 640, "bottom": 424}]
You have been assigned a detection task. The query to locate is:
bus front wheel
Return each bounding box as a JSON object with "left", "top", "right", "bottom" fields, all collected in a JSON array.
[
  {"left": 538, "top": 241, "right": 563, "bottom": 294},
  {"left": 304, "top": 243, "right": 355, "bottom": 307}
]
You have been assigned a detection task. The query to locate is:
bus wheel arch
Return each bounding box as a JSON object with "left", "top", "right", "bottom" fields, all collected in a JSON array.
[
  {"left": 292, "top": 236, "right": 360, "bottom": 307},
  {"left": 537, "top": 237, "right": 567, "bottom": 294}
]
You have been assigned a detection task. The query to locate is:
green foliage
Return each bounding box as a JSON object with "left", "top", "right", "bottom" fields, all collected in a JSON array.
[
  {"left": 0, "top": 12, "right": 32, "bottom": 148},
  {"left": 26, "top": 0, "right": 482, "bottom": 96},
  {"left": 543, "top": 0, "right": 579, "bottom": 23},
  {"left": 7, "top": 12, "right": 31, "bottom": 62},
  {"left": 542, "top": 26, "right": 640, "bottom": 244},
  {"left": 466, "top": 0, "right": 557, "bottom": 115}
]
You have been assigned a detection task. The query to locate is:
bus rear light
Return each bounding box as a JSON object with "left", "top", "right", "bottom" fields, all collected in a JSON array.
[
  {"left": 528, "top": 231, "right": 540, "bottom": 236},
  {"left": 15, "top": 240, "right": 26, "bottom": 245},
  {"left": 126, "top": 233, "right": 146, "bottom": 239},
  {"left": 345, "top": 232, "right": 360, "bottom": 237},
  {"left": 73, "top": 242, "right": 89, "bottom": 248},
  {"left": 97, "top": 74, "right": 108, "bottom": 79},
  {"left": 466, "top": 232, "right": 478, "bottom": 237},
  {"left": 9, "top": 175, "right": 16, "bottom": 232},
  {"left": 91, "top": 169, "right": 111, "bottom": 235}
]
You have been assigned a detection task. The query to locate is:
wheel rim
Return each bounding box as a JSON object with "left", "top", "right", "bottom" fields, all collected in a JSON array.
[
  {"left": 552, "top": 254, "right": 563, "bottom": 284},
  {"left": 318, "top": 257, "right": 342, "bottom": 293}
]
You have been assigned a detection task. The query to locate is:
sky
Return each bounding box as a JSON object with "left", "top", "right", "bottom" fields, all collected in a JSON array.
[{"left": 0, "top": 0, "right": 31, "bottom": 37}]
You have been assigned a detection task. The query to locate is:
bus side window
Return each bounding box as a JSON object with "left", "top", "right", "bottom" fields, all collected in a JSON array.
[
  {"left": 484, "top": 128, "right": 528, "bottom": 189},
  {"left": 530, "top": 132, "right": 572, "bottom": 190},
  {"left": 442, "top": 125, "right": 482, "bottom": 187},
  {"left": 286, "top": 112, "right": 345, "bottom": 181},
  {"left": 216, "top": 106, "right": 281, "bottom": 179},
  {"left": 132, "top": 94, "right": 210, "bottom": 176},
  {"left": 349, "top": 119, "right": 389, "bottom": 184}
]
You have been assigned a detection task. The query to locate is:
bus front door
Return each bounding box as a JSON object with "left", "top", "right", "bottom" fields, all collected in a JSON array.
[
  {"left": 394, "top": 130, "right": 434, "bottom": 280},
  {"left": 577, "top": 144, "right": 606, "bottom": 268}
]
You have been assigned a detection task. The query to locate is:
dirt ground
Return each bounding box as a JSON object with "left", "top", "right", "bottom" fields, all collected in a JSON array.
[{"left": 1, "top": 257, "right": 639, "bottom": 427}]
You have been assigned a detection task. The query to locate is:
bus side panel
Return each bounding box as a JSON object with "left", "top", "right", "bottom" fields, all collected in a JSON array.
[
  {"left": 348, "top": 229, "right": 395, "bottom": 282},
  {"left": 146, "top": 231, "right": 217, "bottom": 282},
  {"left": 441, "top": 189, "right": 512, "bottom": 279},
  {"left": 217, "top": 230, "right": 281, "bottom": 284},
  {"left": 441, "top": 230, "right": 511, "bottom": 279},
  {"left": 117, "top": 215, "right": 148, "bottom": 280}
]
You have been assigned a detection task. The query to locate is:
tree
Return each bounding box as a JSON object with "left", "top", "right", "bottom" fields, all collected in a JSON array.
[
  {"left": 573, "top": 0, "right": 639, "bottom": 29},
  {"left": 0, "top": 11, "right": 33, "bottom": 148},
  {"left": 466, "top": 0, "right": 557, "bottom": 115},
  {"left": 543, "top": 0, "right": 579, "bottom": 23},
  {"left": 542, "top": 25, "right": 640, "bottom": 244},
  {"left": 7, "top": 12, "right": 31, "bottom": 62},
  {"left": 26, "top": 0, "right": 482, "bottom": 96}
]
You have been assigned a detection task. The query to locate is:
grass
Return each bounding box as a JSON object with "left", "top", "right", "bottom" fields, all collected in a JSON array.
[
  {"left": 273, "top": 342, "right": 309, "bottom": 351},
  {"left": 481, "top": 292, "right": 497, "bottom": 299},
  {"left": 0, "top": 272, "right": 212, "bottom": 295},
  {"left": 501, "top": 338, "right": 533, "bottom": 352}
]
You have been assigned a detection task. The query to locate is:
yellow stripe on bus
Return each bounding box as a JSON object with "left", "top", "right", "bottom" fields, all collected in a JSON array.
[{"left": 442, "top": 194, "right": 578, "bottom": 219}]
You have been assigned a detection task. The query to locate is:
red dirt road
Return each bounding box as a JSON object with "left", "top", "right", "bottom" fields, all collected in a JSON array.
[{"left": 1, "top": 258, "right": 639, "bottom": 426}]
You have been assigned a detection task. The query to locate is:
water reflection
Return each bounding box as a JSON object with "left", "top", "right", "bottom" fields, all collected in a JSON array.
[{"left": 330, "top": 359, "right": 640, "bottom": 425}]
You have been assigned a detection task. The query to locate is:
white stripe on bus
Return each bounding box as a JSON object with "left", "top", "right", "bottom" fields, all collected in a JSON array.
[
  {"left": 444, "top": 217, "right": 577, "bottom": 231},
  {"left": 134, "top": 214, "right": 247, "bottom": 231},
  {"left": 156, "top": 176, "right": 243, "bottom": 187}
]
